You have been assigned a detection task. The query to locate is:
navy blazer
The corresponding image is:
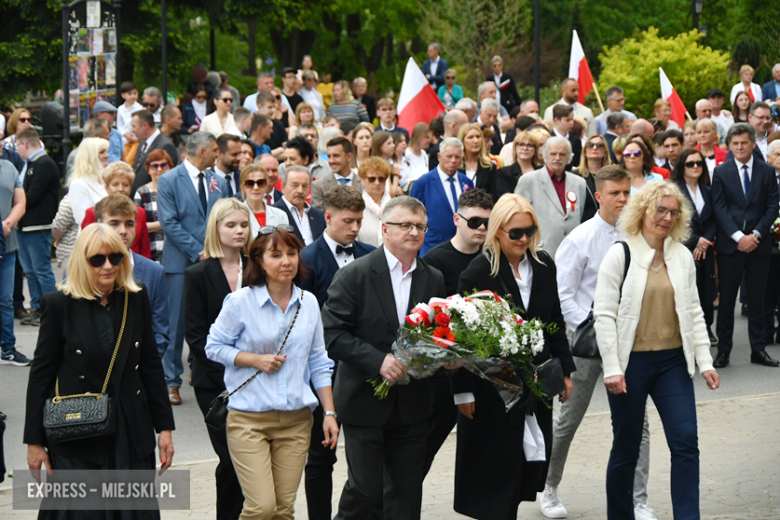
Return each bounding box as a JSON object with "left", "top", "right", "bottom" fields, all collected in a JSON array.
[
  {"left": 711, "top": 158, "right": 780, "bottom": 255},
  {"left": 422, "top": 57, "right": 449, "bottom": 89},
  {"left": 675, "top": 181, "right": 717, "bottom": 247},
  {"left": 762, "top": 80, "right": 780, "bottom": 103},
  {"left": 132, "top": 251, "right": 169, "bottom": 355},
  {"left": 271, "top": 197, "right": 326, "bottom": 245},
  {"left": 157, "top": 162, "right": 227, "bottom": 274},
  {"left": 410, "top": 168, "right": 474, "bottom": 255},
  {"left": 301, "top": 235, "right": 375, "bottom": 308}
]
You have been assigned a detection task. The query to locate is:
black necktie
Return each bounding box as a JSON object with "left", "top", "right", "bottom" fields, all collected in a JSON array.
[
  {"left": 198, "top": 172, "right": 207, "bottom": 213},
  {"left": 336, "top": 245, "right": 354, "bottom": 256},
  {"left": 226, "top": 172, "right": 234, "bottom": 197}
]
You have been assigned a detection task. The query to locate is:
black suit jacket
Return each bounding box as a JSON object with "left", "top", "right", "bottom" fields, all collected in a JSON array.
[
  {"left": 300, "top": 235, "right": 375, "bottom": 308},
  {"left": 358, "top": 95, "right": 377, "bottom": 124},
  {"left": 321, "top": 247, "right": 446, "bottom": 427},
  {"left": 604, "top": 132, "right": 618, "bottom": 163},
  {"left": 428, "top": 141, "right": 441, "bottom": 171},
  {"left": 20, "top": 152, "right": 59, "bottom": 230},
  {"left": 495, "top": 163, "right": 523, "bottom": 200},
  {"left": 463, "top": 162, "right": 498, "bottom": 201},
  {"left": 485, "top": 72, "right": 522, "bottom": 114},
  {"left": 184, "top": 257, "right": 247, "bottom": 389},
  {"left": 711, "top": 158, "right": 780, "bottom": 255},
  {"left": 271, "top": 197, "right": 326, "bottom": 245},
  {"left": 676, "top": 180, "right": 717, "bottom": 304},
  {"left": 24, "top": 289, "right": 175, "bottom": 465},
  {"left": 566, "top": 134, "right": 582, "bottom": 172},
  {"left": 132, "top": 132, "right": 180, "bottom": 195},
  {"left": 574, "top": 170, "right": 598, "bottom": 222}
]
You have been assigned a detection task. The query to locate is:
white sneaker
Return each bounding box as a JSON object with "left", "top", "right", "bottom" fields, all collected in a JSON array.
[
  {"left": 540, "top": 485, "right": 568, "bottom": 518},
  {"left": 634, "top": 503, "right": 658, "bottom": 520}
]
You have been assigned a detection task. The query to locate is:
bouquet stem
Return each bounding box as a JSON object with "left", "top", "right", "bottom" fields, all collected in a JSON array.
[{"left": 368, "top": 376, "right": 391, "bottom": 399}]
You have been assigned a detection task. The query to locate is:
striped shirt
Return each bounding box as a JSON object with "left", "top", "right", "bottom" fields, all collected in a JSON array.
[{"left": 326, "top": 100, "right": 369, "bottom": 125}]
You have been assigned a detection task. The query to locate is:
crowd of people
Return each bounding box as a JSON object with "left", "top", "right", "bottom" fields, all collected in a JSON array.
[{"left": 2, "top": 46, "right": 780, "bottom": 520}]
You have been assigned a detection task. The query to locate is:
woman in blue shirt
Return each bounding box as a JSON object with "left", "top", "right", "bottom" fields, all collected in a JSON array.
[
  {"left": 206, "top": 225, "right": 337, "bottom": 519},
  {"left": 437, "top": 69, "right": 464, "bottom": 109}
]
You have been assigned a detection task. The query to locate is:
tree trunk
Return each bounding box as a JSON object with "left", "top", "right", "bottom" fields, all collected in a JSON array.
[{"left": 244, "top": 19, "right": 257, "bottom": 77}]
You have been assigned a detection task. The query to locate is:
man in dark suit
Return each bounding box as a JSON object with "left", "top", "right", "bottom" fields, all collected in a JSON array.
[
  {"left": 421, "top": 43, "right": 449, "bottom": 91},
  {"left": 257, "top": 153, "right": 284, "bottom": 204},
  {"left": 552, "top": 104, "right": 581, "bottom": 171},
  {"left": 661, "top": 129, "right": 683, "bottom": 172},
  {"left": 605, "top": 112, "right": 627, "bottom": 163},
  {"left": 300, "top": 186, "right": 375, "bottom": 520},
  {"left": 711, "top": 123, "right": 780, "bottom": 368},
  {"left": 486, "top": 55, "right": 521, "bottom": 115},
  {"left": 272, "top": 165, "right": 325, "bottom": 246},
  {"left": 762, "top": 64, "right": 780, "bottom": 102},
  {"left": 375, "top": 98, "right": 409, "bottom": 139},
  {"left": 726, "top": 102, "right": 773, "bottom": 164},
  {"left": 476, "top": 98, "right": 503, "bottom": 155},
  {"left": 210, "top": 134, "right": 242, "bottom": 198},
  {"left": 322, "top": 196, "right": 446, "bottom": 520},
  {"left": 131, "top": 110, "right": 180, "bottom": 195}
]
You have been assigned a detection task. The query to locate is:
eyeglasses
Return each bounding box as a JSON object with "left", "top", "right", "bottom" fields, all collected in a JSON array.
[
  {"left": 244, "top": 179, "right": 268, "bottom": 189},
  {"left": 219, "top": 98, "right": 233, "bottom": 103},
  {"left": 258, "top": 224, "right": 295, "bottom": 236},
  {"left": 445, "top": 76, "right": 456, "bottom": 80},
  {"left": 457, "top": 214, "right": 489, "bottom": 230},
  {"left": 655, "top": 206, "right": 682, "bottom": 219},
  {"left": 274, "top": 95, "right": 281, "bottom": 100},
  {"left": 502, "top": 225, "right": 537, "bottom": 240},
  {"left": 385, "top": 222, "right": 429, "bottom": 233},
  {"left": 88, "top": 252, "right": 125, "bottom": 268},
  {"left": 144, "top": 103, "right": 159, "bottom": 109},
  {"left": 622, "top": 149, "right": 642, "bottom": 158},
  {"left": 148, "top": 161, "right": 170, "bottom": 171},
  {"left": 684, "top": 160, "right": 705, "bottom": 168},
  {"left": 18, "top": 117, "right": 32, "bottom": 123},
  {"left": 516, "top": 143, "right": 535, "bottom": 150},
  {"left": 585, "top": 142, "right": 606, "bottom": 149},
  {"left": 365, "top": 176, "right": 387, "bottom": 184}
]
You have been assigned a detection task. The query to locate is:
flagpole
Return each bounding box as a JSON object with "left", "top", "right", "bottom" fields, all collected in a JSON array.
[
  {"left": 592, "top": 82, "right": 606, "bottom": 114},
  {"left": 685, "top": 111, "right": 694, "bottom": 122}
]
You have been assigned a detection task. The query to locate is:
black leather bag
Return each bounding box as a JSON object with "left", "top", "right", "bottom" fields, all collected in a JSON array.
[
  {"left": 43, "top": 290, "right": 128, "bottom": 443},
  {"left": 532, "top": 357, "right": 566, "bottom": 397},
  {"left": 205, "top": 293, "right": 302, "bottom": 430},
  {"left": 571, "top": 241, "right": 631, "bottom": 359}
]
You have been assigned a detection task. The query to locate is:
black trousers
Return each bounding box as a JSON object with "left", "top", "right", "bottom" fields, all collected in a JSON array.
[
  {"left": 716, "top": 251, "right": 770, "bottom": 354},
  {"left": 305, "top": 398, "right": 339, "bottom": 520},
  {"left": 193, "top": 386, "right": 244, "bottom": 520},
  {"left": 764, "top": 255, "right": 780, "bottom": 337},
  {"left": 13, "top": 255, "right": 24, "bottom": 309},
  {"left": 423, "top": 371, "right": 457, "bottom": 476},
  {"left": 334, "top": 401, "right": 427, "bottom": 520}
]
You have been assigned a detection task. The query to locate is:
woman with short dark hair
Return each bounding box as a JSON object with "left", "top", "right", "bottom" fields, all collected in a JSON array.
[
  {"left": 619, "top": 139, "right": 663, "bottom": 193},
  {"left": 134, "top": 149, "right": 174, "bottom": 263}
]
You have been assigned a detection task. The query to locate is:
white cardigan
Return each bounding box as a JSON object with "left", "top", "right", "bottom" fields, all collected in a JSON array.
[
  {"left": 244, "top": 201, "right": 289, "bottom": 239},
  {"left": 593, "top": 234, "right": 715, "bottom": 379}
]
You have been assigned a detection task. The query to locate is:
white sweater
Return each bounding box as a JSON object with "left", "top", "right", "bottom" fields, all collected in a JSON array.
[{"left": 593, "top": 234, "right": 715, "bottom": 379}]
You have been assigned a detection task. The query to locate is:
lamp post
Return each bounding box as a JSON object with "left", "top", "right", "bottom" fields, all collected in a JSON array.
[
  {"left": 161, "top": 0, "right": 168, "bottom": 104},
  {"left": 534, "top": 0, "right": 540, "bottom": 105},
  {"left": 692, "top": 0, "right": 703, "bottom": 30}
]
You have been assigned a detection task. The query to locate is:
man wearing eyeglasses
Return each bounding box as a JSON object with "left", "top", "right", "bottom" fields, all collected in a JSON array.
[
  {"left": 142, "top": 87, "right": 163, "bottom": 124},
  {"left": 131, "top": 110, "right": 179, "bottom": 196}
]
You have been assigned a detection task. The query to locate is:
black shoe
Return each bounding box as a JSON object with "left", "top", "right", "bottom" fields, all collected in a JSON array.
[
  {"left": 713, "top": 352, "right": 730, "bottom": 368},
  {"left": 750, "top": 350, "right": 780, "bottom": 367},
  {"left": 741, "top": 304, "right": 748, "bottom": 316},
  {"left": 708, "top": 326, "right": 718, "bottom": 347}
]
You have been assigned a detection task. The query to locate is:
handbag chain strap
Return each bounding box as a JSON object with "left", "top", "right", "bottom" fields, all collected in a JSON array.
[
  {"left": 53, "top": 289, "right": 129, "bottom": 404},
  {"left": 225, "top": 289, "right": 302, "bottom": 399}
]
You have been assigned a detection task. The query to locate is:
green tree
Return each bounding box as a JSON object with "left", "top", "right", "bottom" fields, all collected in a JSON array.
[{"left": 597, "top": 27, "right": 731, "bottom": 118}]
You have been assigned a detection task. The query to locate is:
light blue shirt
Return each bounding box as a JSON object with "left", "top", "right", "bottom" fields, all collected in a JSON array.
[
  {"left": 108, "top": 127, "right": 123, "bottom": 163},
  {"left": 243, "top": 90, "right": 292, "bottom": 114},
  {"left": 205, "top": 285, "right": 334, "bottom": 413},
  {"left": 595, "top": 108, "right": 637, "bottom": 136},
  {"left": 19, "top": 149, "right": 46, "bottom": 184}
]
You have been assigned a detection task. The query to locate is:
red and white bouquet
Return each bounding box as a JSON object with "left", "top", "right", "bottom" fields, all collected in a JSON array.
[{"left": 369, "top": 291, "right": 558, "bottom": 410}]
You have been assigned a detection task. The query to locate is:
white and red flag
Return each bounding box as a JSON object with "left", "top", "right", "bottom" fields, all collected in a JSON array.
[
  {"left": 568, "top": 30, "right": 594, "bottom": 104},
  {"left": 659, "top": 67, "right": 687, "bottom": 128},
  {"left": 397, "top": 58, "right": 445, "bottom": 131}
]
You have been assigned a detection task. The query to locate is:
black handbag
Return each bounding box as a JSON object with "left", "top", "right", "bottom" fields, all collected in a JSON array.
[
  {"left": 571, "top": 241, "right": 631, "bottom": 359},
  {"left": 205, "top": 292, "right": 302, "bottom": 430},
  {"left": 532, "top": 357, "right": 566, "bottom": 397},
  {"left": 43, "top": 289, "right": 128, "bottom": 443}
]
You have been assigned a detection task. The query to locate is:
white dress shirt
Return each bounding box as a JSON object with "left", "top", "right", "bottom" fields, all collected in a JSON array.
[
  {"left": 513, "top": 254, "right": 533, "bottom": 311},
  {"left": 183, "top": 158, "right": 207, "bottom": 194},
  {"left": 756, "top": 132, "right": 769, "bottom": 160},
  {"left": 213, "top": 164, "right": 238, "bottom": 195},
  {"left": 430, "top": 58, "right": 440, "bottom": 80},
  {"left": 555, "top": 212, "right": 624, "bottom": 333},
  {"left": 686, "top": 184, "right": 705, "bottom": 216},
  {"left": 437, "top": 165, "right": 461, "bottom": 213},
  {"left": 731, "top": 156, "right": 755, "bottom": 243},
  {"left": 323, "top": 230, "right": 356, "bottom": 268},
  {"left": 282, "top": 195, "right": 314, "bottom": 245},
  {"left": 383, "top": 246, "right": 416, "bottom": 326}
]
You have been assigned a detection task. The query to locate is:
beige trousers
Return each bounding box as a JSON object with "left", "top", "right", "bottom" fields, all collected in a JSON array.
[{"left": 226, "top": 408, "right": 314, "bottom": 520}]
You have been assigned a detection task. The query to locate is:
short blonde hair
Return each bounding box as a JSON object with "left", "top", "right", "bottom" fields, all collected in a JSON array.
[
  {"left": 739, "top": 64, "right": 754, "bottom": 76},
  {"left": 69, "top": 137, "right": 109, "bottom": 186},
  {"left": 483, "top": 193, "right": 544, "bottom": 277},
  {"left": 203, "top": 198, "right": 251, "bottom": 258},
  {"left": 695, "top": 118, "right": 718, "bottom": 134},
  {"left": 59, "top": 223, "right": 140, "bottom": 299},
  {"left": 617, "top": 181, "right": 691, "bottom": 243},
  {"left": 101, "top": 161, "right": 136, "bottom": 185}
]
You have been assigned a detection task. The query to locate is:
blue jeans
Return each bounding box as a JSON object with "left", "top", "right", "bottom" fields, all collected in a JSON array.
[
  {"left": 163, "top": 273, "right": 185, "bottom": 387},
  {"left": 0, "top": 252, "right": 17, "bottom": 353},
  {"left": 16, "top": 230, "right": 56, "bottom": 310},
  {"left": 606, "top": 348, "right": 699, "bottom": 520}
]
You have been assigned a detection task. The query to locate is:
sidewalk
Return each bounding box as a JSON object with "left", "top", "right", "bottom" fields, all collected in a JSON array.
[{"left": 3, "top": 393, "right": 779, "bottom": 519}]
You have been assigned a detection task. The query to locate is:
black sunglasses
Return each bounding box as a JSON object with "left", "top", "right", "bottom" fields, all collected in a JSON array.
[
  {"left": 244, "top": 179, "right": 268, "bottom": 188},
  {"left": 219, "top": 98, "right": 233, "bottom": 103},
  {"left": 258, "top": 225, "right": 295, "bottom": 236},
  {"left": 684, "top": 160, "right": 705, "bottom": 168},
  {"left": 88, "top": 253, "right": 124, "bottom": 268},
  {"left": 18, "top": 117, "right": 32, "bottom": 123},
  {"left": 144, "top": 103, "right": 158, "bottom": 108},
  {"left": 502, "top": 225, "right": 537, "bottom": 240},
  {"left": 585, "top": 142, "right": 605, "bottom": 149},
  {"left": 457, "top": 214, "right": 489, "bottom": 230}
]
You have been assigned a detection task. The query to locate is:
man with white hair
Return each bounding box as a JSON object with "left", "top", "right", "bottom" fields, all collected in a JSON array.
[
  {"left": 543, "top": 78, "right": 597, "bottom": 137},
  {"left": 761, "top": 63, "right": 780, "bottom": 102},
  {"left": 142, "top": 86, "right": 164, "bottom": 124},
  {"left": 476, "top": 81, "right": 512, "bottom": 132},
  {"left": 763, "top": 139, "right": 780, "bottom": 344},
  {"left": 519, "top": 99, "right": 540, "bottom": 116},
  {"left": 477, "top": 98, "right": 503, "bottom": 155},
  {"left": 514, "top": 136, "right": 587, "bottom": 257},
  {"left": 486, "top": 55, "right": 521, "bottom": 115},
  {"left": 454, "top": 98, "right": 477, "bottom": 123}
]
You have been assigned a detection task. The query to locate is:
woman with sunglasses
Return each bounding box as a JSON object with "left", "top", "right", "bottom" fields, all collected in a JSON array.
[
  {"left": 576, "top": 134, "right": 613, "bottom": 221},
  {"left": 68, "top": 137, "right": 109, "bottom": 226},
  {"left": 671, "top": 149, "right": 718, "bottom": 345},
  {"left": 452, "top": 193, "right": 574, "bottom": 520},
  {"left": 619, "top": 139, "right": 663, "bottom": 193},
  {"left": 357, "top": 157, "right": 392, "bottom": 247},
  {"left": 495, "top": 131, "right": 539, "bottom": 200},
  {"left": 438, "top": 69, "right": 464, "bottom": 110},
  {"left": 2, "top": 108, "right": 37, "bottom": 152},
  {"left": 240, "top": 163, "right": 289, "bottom": 237},
  {"left": 594, "top": 181, "right": 719, "bottom": 520},
  {"left": 134, "top": 149, "right": 174, "bottom": 263},
  {"left": 269, "top": 87, "right": 296, "bottom": 131},
  {"left": 457, "top": 122, "right": 497, "bottom": 198},
  {"left": 25, "top": 224, "right": 175, "bottom": 519},
  {"left": 184, "top": 199, "right": 251, "bottom": 520},
  {"left": 205, "top": 225, "right": 336, "bottom": 520},
  {"left": 182, "top": 84, "right": 210, "bottom": 134},
  {"left": 200, "top": 87, "right": 237, "bottom": 138}
]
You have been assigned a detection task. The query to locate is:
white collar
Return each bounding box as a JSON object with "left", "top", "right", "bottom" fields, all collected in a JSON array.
[
  {"left": 381, "top": 123, "right": 396, "bottom": 132},
  {"left": 593, "top": 212, "right": 618, "bottom": 234},
  {"left": 431, "top": 57, "right": 439, "bottom": 64},
  {"left": 282, "top": 195, "right": 309, "bottom": 214},
  {"left": 214, "top": 163, "right": 234, "bottom": 177},
  {"left": 334, "top": 170, "right": 353, "bottom": 182},
  {"left": 383, "top": 246, "right": 417, "bottom": 276},
  {"left": 437, "top": 165, "right": 457, "bottom": 183},
  {"left": 129, "top": 251, "right": 135, "bottom": 267},
  {"left": 554, "top": 128, "right": 569, "bottom": 139},
  {"left": 323, "top": 230, "right": 352, "bottom": 254},
  {"left": 735, "top": 155, "right": 754, "bottom": 171},
  {"left": 144, "top": 128, "right": 160, "bottom": 147},
  {"left": 183, "top": 158, "right": 202, "bottom": 178}
]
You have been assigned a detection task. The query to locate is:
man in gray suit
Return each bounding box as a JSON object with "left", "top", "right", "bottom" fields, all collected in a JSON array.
[
  {"left": 131, "top": 109, "right": 180, "bottom": 195},
  {"left": 514, "top": 136, "right": 587, "bottom": 257},
  {"left": 311, "top": 137, "right": 363, "bottom": 210}
]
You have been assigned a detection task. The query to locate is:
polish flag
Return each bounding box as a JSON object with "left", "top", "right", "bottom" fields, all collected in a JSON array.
[
  {"left": 397, "top": 58, "right": 445, "bottom": 131},
  {"left": 569, "top": 30, "right": 594, "bottom": 104},
  {"left": 659, "top": 67, "right": 687, "bottom": 128}
]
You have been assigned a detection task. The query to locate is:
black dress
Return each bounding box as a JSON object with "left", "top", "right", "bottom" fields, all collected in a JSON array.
[
  {"left": 452, "top": 251, "right": 574, "bottom": 520},
  {"left": 573, "top": 169, "right": 598, "bottom": 222}
]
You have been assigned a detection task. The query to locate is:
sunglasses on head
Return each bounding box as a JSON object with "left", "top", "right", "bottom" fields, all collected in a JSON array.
[
  {"left": 244, "top": 179, "right": 268, "bottom": 188},
  {"left": 623, "top": 149, "right": 642, "bottom": 158},
  {"left": 258, "top": 224, "right": 295, "bottom": 236},
  {"left": 585, "top": 141, "right": 605, "bottom": 149},
  {"left": 88, "top": 252, "right": 124, "bottom": 268},
  {"left": 457, "top": 214, "right": 489, "bottom": 230},
  {"left": 149, "top": 161, "right": 170, "bottom": 170},
  {"left": 685, "top": 160, "right": 704, "bottom": 168},
  {"left": 18, "top": 117, "right": 32, "bottom": 123},
  {"left": 502, "top": 225, "right": 537, "bottom": 240},
  {"left": 366, "top": 176, "right": 387, "bottom": 184}
]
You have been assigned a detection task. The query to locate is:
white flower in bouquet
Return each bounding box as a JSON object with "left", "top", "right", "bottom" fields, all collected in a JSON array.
[{"left": 530, "top": 329, "right": 544, "bottom": 355}]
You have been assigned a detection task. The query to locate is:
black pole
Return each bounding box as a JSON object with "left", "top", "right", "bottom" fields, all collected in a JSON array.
[
  {"left": 62, "top": 0, "right": 71, "bottom": 162},
  {"left": 692, "top": 0, "right": 699, "bottom": 29},
  {"left": 210, "top": 26, "right": 216, "bottom": 70},
  {"left": 534, "top": 0, "right": 540, "bottom": 104},
  {"left": 161, "top": 0, "right": 168, "bottom": 104},
  {"left": 114, "top": 0, "right": 121, "bottom": 105}
]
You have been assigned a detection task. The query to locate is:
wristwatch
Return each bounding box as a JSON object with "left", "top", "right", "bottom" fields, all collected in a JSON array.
[
  {"left": 324, "top": 410, "right": 337, "bottom": 418},
  {"left": 752, "top": 231, "right": 761, "bottom": 241}
]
